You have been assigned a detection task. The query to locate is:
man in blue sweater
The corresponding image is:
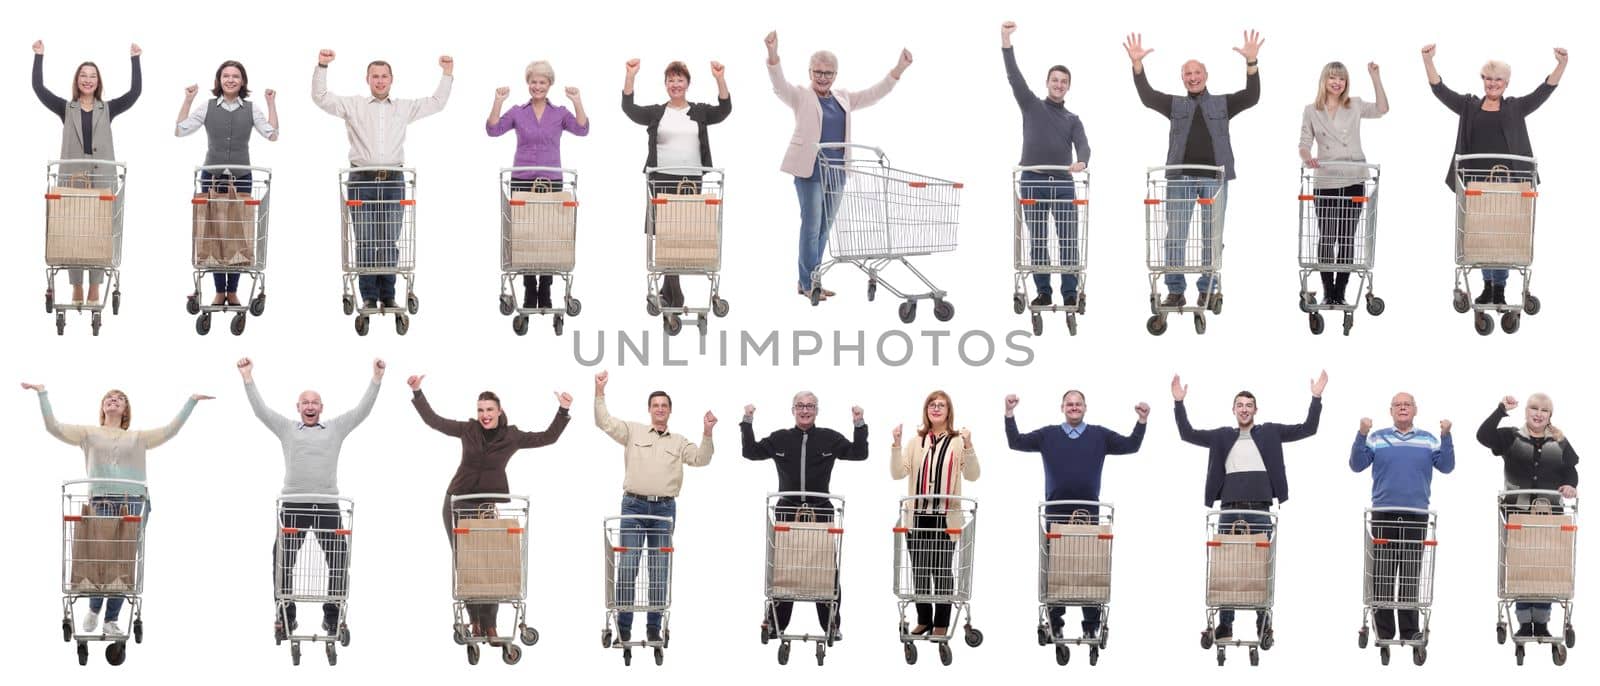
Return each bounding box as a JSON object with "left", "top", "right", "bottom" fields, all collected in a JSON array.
[
  {"left": 1350, "top": 392, "right": 1454, "bottom": 642},
  {"left": 1005, "top": 390, "right": 1149, "bottom": 639}
]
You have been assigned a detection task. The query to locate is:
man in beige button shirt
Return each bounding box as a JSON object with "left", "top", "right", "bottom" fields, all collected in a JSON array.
[{"left": 594, "top": 370, "right": 714, "bottom": 646}]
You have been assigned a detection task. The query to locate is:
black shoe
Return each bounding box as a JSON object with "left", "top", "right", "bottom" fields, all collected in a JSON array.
[
  {"left": 322, "top": 617, "right": 338, "bottom": 636},
  {"left": 1492, "top": 284, "right": 1507, "bottom": 305},
  {"left": 1197, "top": 292, "right": 1211, "bottom": 309},
  {"left": 829, "top": 629, "right": 843, "bottom": 643},
  {"left": 1515, "top": 623, "right": 1534, "bottom": 638},
  {"left": 381, "top": 298, "right": 399, "bottom": 310},
  {"left": 1533, "top": 623, "right": 1552, "bottom": 638},
  {"left": 1213, "top": 624, "right": 1234, "bottom": 641},
  {"left": 1030, "top": 292, "right": 1052, "bottom": 307},
  {"left": 537, "top": 296, "right": 553, "bottom": 310},
  {"left": 1475, "top": 285, "right": 1494, "bottom": 305},
  {"left": 362, "top": 298, "right": 377, "bottom": 310},
  {"left": 522, "top": 291, "right": 536, "bottom": 309},
  {"left": 647, "top": 627, "right": 663, "bottom": 644},
  {"left": 1161, "top": 293, "right": 1186, "bottom": 308},
  {"left": 616, "top": 628, "right": 631, "bottom": 645},
  {"left": 1063, "top": 292, "right": 1080, "bottom": 308}
]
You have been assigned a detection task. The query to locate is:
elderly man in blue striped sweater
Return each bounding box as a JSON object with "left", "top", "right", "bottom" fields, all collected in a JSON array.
[{"left": 1350, "top": 392, "right": 1454, "bottom": 643}]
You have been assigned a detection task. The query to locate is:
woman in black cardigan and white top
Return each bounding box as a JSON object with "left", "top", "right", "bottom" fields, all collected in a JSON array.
[{"left": 621, "top": 58, "right": 730, "bottom": 315}]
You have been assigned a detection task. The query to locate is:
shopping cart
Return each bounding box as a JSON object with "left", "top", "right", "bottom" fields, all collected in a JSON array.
[
  {"left": 499, "top": 168, "right": 582, "bottom": 336},
  {"left": 1200, "top": 508, "right": 1277, "bottom": 666},
  {"left": 450, "top": 494, "right": 539, "bottom": 665},
  {"left": 1495, "top": 490, "right": 1579, "bottom": 666},
  {"left": 186, "top": 166, "right": 271, "bottom": 336},
  {"left": 759, "top": 491, "right": 845, "bottom": 666},
  {"left": 60, "top": 478, "right": 147, "bottom": 666},
  {"left": 812, "top": 143, "right": 963, "bottom": 324},
  {"left": 644, "top": 167, "right": 729, "bottom": 337},
  {"left": 893, "top": 495, "right": 982, "bottom": 666},
  {"left": 1356, "top": 507, "right": 1437, "bottom": 665},
  {"left": 43, "top": 159, "right": 126, "bottom": 336},
  {"left": 1296, "top": 162, "right": 1385, "bottom": 335},
  {"left": 273, "top": 496, "right": 354, "bottom": 666},
  {"left": 1451, "top": 154, "right": 1541, "bottom": 335},
  {"left": 1037, "top": 500, "right": 1113, "bottom": 667},
  {"left": 339, "top": 167, "right": 418, "bottom": 336},
  {"left": 1013, "top": 167, "right": 1091, "bottom": 336},
  {"left": 602, "top": 514, "right": 674, "bottom": 666},
  {"left": 1144, "top": 165, "right": 1228, "bottom": 336}
]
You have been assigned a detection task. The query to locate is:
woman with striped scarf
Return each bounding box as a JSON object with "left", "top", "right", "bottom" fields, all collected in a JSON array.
[{"left": 891, "top": 390, "right": 980, "bottom": 637}]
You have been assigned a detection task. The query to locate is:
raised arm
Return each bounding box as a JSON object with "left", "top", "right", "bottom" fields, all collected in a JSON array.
[
  {"left": 138, "top": 396, "right": 202, "bottom": 449},
  {"left": 1226, "top": 70, "right": 1260, "bottom": 117},
  {"left": 1349, "top": 419, "right": 1375, "bottom": 472},
  {"left": 739, "top": 412, "right": 774, "bottom": 460},
  {"left": 107, "top": 47, "right": 142, "bottom": 118},
  {"left": 710, "top": 61, "right": 729, "bottom": 101},
  {"left": 593, "top": 373, "right": 631, "bottom": 445},
  {"left": 1434, "top": 427, "right": 1456, "bottom": 474},
  {"left": 311, "top": 50, "right": 346, "bottom": 117},
  {"left": 681, "top": 411, "right": 716, "bottom": 467},
  {"left": 486, "top": 87, "right": 512, "bottom": 134},
  {"left": 409, "top": 384, "right": 467, "bottom": 438},
  {"left": 1279, "top": 396, "right": 1324, "bottom": 442},
  {"left": 1422, "top": 44, "right": 1469, "bottom": 114},
  {"left": 514, "top": 398, "right": 572, "bottom": 449},
  {"left": 959, "top": 429, "right": 980, "bottom": 481},
  {"left": 889, "top": 425, "right": 910, "bottom": 479},
  {"left": 261, "top": 88, "right": 279, "bottom": 139},
  {"left": 565, "top": 87, "right": 590, "bottom": 132},
  {"left": 404, "top": 57, "right": 454, "bottom": 123},
  {"left": 1477, "top": 401, "right": 1515, "bottom": 454},
  {"left": 175, "top": 84, "right": 204, "bottom": 136},
  {"left": 32, "top": 48, "right": 67, "bottom": 118},
  {"left": 1545, "top": 47, "right": 1569, "bottom": 86},
  {"left": 1004, "top": 415, "right": 1043, "bottom": 452},
  {"left": 843, "top": 410, "right": 869, "bottom": 460},
  {"left": 243, "top": 379, "right": 293, "bottom": 435},
  {"left": 1106, "top": 412, "right": 1148, "bottom": 455},
  {"left": 1368, "top": 62, "right": 1390, "bottom": 115},
  {"left": 28, "top": 386, "right": 89, "bottom": 446}
]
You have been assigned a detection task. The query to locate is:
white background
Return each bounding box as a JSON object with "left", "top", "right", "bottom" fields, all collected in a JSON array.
[{"left": 2, "top": 0, "right": 1593, "bottom": 680}]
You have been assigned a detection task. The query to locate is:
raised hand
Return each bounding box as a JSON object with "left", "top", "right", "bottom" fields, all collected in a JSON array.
[
  {"left": 1232, "top": 29, "right": 1263, "bottom": 62},
  {"left": 264, "top": 88, "right": 276, "bottom": 104},
  {"left": 1001, "top": 21, "right": 1017, "bottom": 47},
  {"left": 1310, "top": 369, "right": 1329, "bottom": 397},
  {"left": 1554, "top": 47, "right": 1569, "bottom": 65},
  {"left": 852, "top": 405, "right": 864, "bottom": 424},
  {"left": 1420, "top": 44, "right": 1437, "bottom": 60},
  {"left": 743, "top": 403, "right": 755, "bottom": 417},
  {"left": 318, "top": 49, "right": 336, "bottom": 66},
  {"left": 564, "top": 86, "right": 581, "bottom": 100},
  {"left": 1134, "top": 402, "right": 1151, "bottom": 422},
  {"left": 1502, "top": 395, "right": 1519, "bottom": 411},
  {"left": 130, "top": 43, "right": 142, "bottom": 57},
  {"left": 439, "top": 55, "right": 454, "bottom": 75},
  {"left": 703, "top": 411, "right": 718, "bottom": 434},
  {"left": 897, "top": 48, "right": 914, "bottom": 71},
  {"left": 555, "top": 392, "right": 573, "bottom": 409},
  {"left": 892, "top": 423, "right": 903, "bottom": 445},
  {"left": 1439, "top": 419, "right": 1453, "bottom": 435},
  {"left": 1171, "top": 374, "right": 1188, "bottom": 402},
  {"left": 21, "top": 382, "right": 45, "bottom": 392},
  {"left": 1124, "top": 33, "right": 1153, "bottom": 64},
  {"left": 406, "top": 375, "right": 424, "bottom": 391},
  {"left": 191, "top": 393, "right": 216, "bottom": 402},
  {"left": 710, "top": 61, "right": 725, "bottom": 79},
  {"left": 1368, "top": 62, "right": 1380, "bottom": 78},
  {"left": 1004, "top": 394, "right": 1019, "bottom": 416},
  {"left": 625, "top": 58, "right": 641, "bottom": 77},
  {"left": 959, "top": 427, "right": 972, "bottom": 448},
  {"left": 764, "top": 31, "right": 778, "bottom": 49},
  {"left": 32, "top": 40, "right": 44, "bottom": 55},
  {"left": 373, "top": 358, "right": 387, "bottom": 379},
  {"left": 595, "top": 371, "right": 610, "bottom": 395},
  {"left": 1359, "top": 417, "right": 1373, "bottom": 435},
  {"left": 236, "top": 357, "right": 253, "bottom": 379},
  {"left": 184, "top": 84, "right": 199, "bottom": 98},
  {"left": 495, "top": 86, "right": 510, "bottom": 100}
]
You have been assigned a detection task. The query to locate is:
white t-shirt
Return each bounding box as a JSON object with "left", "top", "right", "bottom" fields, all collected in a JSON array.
[
  {"left": 655, "top": 105, "right": 702, "bottom": 173},
  {"left": 1225, "top": 431, "right": 1267, "bottom": 474}
]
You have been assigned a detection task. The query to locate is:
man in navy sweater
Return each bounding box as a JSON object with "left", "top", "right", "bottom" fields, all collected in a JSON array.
[
  {"left": 1005, "top": 390, "right": 1149, "bottom": 639},
  {"left": 1174, "top": 370, "right": 1325, "bottom": 642},
  {"left": 1351, "top": 392, "right": 1454, "bottom": 642}
]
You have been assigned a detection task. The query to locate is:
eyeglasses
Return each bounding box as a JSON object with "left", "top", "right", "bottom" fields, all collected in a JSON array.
[
  {"left": 793, "top": 403, "right": 817, "bottom": 411},
  {"left": 928, "top": 402, "right": 949, "bottom": 409},
  {"left": 811, "top": 70, "right": 836, "bottom": 79},
  {"left": 1481, "top": 74, "right": 1506, "bottom": 83}
]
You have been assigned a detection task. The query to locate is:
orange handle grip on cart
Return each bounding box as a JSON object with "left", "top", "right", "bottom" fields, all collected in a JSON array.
[
  {"left": 660, "top": 547, "right": 675, "bottom": 553},
  {"left": 1423, "top": 540, "right": 1437, "bottom": 546},
  {"left": 99, "top": 195, "right": 115, "bottom": 201},
  {"left": 507, "top": 528, "right": 524, "bottom": 535},
  {"left": 945, "top": 528, "right": 962, "bottom": 535},
  {"left": 1298, "top": 194, "right": 1315, "bottom": 201},
  {"left": 612, "top": 546, "right": 627, "bottom": 552},
  {"left": 399, "top": 199, "right": 416, "bottom": 206},
  {"left": 192, "top": 198, "right": 209, "bottom": 205},
  {"left": 282, "top": 527, "right": 300, "bottom": 534},
  {"left": 1504, "top": 523, "right": 1523, "bottom": 531},
  {"left": 704, "top": 199, "right": 721, "bottom": 205},
  {"left": 893, "top": 527, "right": 910, "bottom": 534},
  {"left": 908, "top": 182, "right": 928, "bottom": 188},
  {"left": 334, "top": 529, "right": 352, "bottom": 536},
  {"left": 1561, "top": 524, "right": 1578, "bottom": 532},
  {"left": 1206, "top": 541, "right": 1221, "bottom": 547},
  {"left": 828, "top": 528, "right": 844, "bottom": 535},
  {"left": 1019, "top": 199, "right": 1038, "bottom": 206},
  {"left": 564, "top": 201, "right": 579, "bottom": 207},
  {"left": 64, "top": 515, "right": 83, "bottom": 522},
  {"left": 1098, "top": 533, "right": 1114, "bottom": 540},
  {"left": 651, "top": 198, "right": 669, "bottom": 205},
  {"left": 953, "top": 183, "right": 965, "bottom": 189},
  {"left": 1522, "top": 191, "right": 1538, "bottom": 198},
  {"left": 46, "top": 193, "right": 62, "bottom": 200},
  {"left": 346, "top": 200, "right": 363, "bottom": 207},
  {"left": 453, "top": 528, "right": 470, "bottom": 534},
  {"left": 1464, "top": 189, "right": 1484, "bottom": 197},
  {"left": 1144, "top": 199, "right": 1162, "bottom": 205},
  {"left": 1254, "top": 541, "right": 1271, "bottom": 548},
  {"left": 245, "top": 199, "right": 262, "bottom": 206},
  {"left": 773, "top": 525, "right": 791, "bottom": 533},
  {"left": 1197, "top": 198, "right": 1215, "bottom": 206},
  {"left": 1352, "top": 196, "right": 1368, "bottom": 204},
  {"left": 1044, "top": 532, "right": 1062, "bottom": 540},
  {"left": 509, "top": 200, "right": 526, "bottom": 207},
  {"left": 122, "top": 515, "right": 142, "bottom": 523},
  {"left": 1373, "top": 538, "right": 1391, "bottom": 546},
  {"left": 1073, "top": 199, "right": 1088, "bottom": 206}
]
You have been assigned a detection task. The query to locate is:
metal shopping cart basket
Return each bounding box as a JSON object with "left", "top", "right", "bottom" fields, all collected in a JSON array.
[
  {"left": 602, "top": 514, "right": 674, "bottom": 666},
  {"left": 812, "top": 143, "right": 963, "bottom": 324},
  {"left": 273, "top": 496, "right": 354, "bottom": 666},
  {"left": 644, "top": 166, "right": 729, "bottom": 337},
  {"left": 1296, "top": 162, "right": 1384, "bottom": 335},
  {"left": 893, "top": 495, "right": 982, "bottom": 666},
  {"left": 1013, "top": 167, "right": 1091, "bottom": 336},
  {"left": 1451, "top": 154, "right": 1542, "bottom": 336},
  {"left": 1496, "top": 489, "right": 1579, "bottom": 666},
  {"left": 1144, "top": 164, "right": 1227, "bottom": 336},
  {"left": 339, "top": 167, "right": 418, "bottom": 336},
  {"left": 1356, "top": 507, "right": 1437, "bottom": 665},
  {"left": 43, "top": 159, "right": 126, "bottom": 336},
  {"left": 760, "top": 491, "right": 845, "bottom": 666},
  {"left": 1200, "top": 508, "right": 1277, "bottom": 666},
  {"left": 186, "top": 165, "right": 271, "bottom": 336},
  {"left": 60, "top": 478, "right": 147, "bottom": 666},
  {"left": 450, "top": 494, "right": 538, "bottom": 664},
  {"left": 1037, "top": 500, "right": 1113, "bottom": 667},
  {"left": 498, "top": 168, "right": 582, "bottom": 336}
]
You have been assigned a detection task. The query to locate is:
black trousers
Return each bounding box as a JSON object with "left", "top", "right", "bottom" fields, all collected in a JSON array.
[
  {"left": 647, "top": 172, "right": 702, "bottom": 307},
  {"left": 274, "top": 502, "right": 347, "bottom": 624},
  {"left": 771, "top": 501, "right": 841, "bottom": 632},
  {"left": 444, "top": 495, "right": 500, "bottom": 630},
  {"left": 910, "top": 512, "right": 955, "bottom": 628},
  {"left": 1370, "top": 511, "right": 1429, "bottom": 638},
  {"left": 1315, "top": 183, "right": 1364, "bottom": 297}
]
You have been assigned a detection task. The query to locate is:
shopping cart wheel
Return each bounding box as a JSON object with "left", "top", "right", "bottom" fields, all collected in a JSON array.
[
  {"left": 1144, "top": 315, "right": 1166, "bottom": 336},
  {"left": 1149, "top": 294, "right": 1160, "bottom": 316},
  {"left": 1553, "top": 643, "right": 1568, "bottom": 666},
  {"left": 1515, "top": 644, "right": 1525, "bottom": 665},
  {"left": 77, "top": 641, "right": 89, "bottom": 666},
  {"left": 1366, "top": 296, "right": 1385, "bottom": 317},
  {"left": 290, "top": 641, "right": 301, "bottom": 666},
  {"left": 601, "top": 629, "right": 613, "bottom": 648},
  {"left": 230, "top": 311, "right": 247, "bottom": 336},
  {"left": 1216, "top": 647, "right": 1225, "bottom": 666},
  {"left": 1524, "top": 294, "right": 1541, "bottom": 315},
  {"left": 1496, "top": 623, "right": 1507, "bottom": 645},
  {"left": 1199, "top": 628, "right": 1213, "bottom": 650},
  {"left": 1078, "top": 291, "right": 1088, "bottom": 314},
  {"left": 499, "top": 294, "right": 515, "bottom": 316},
  {"left": 503, "top": 643, "right": 522, "bottom": 665},
  {"left": 622, "top": 647, "right": 632, "bottom": 666},
  {"left": 904, "top": 642, "right": 919, "bottom": 665},
  {"left": 810, "top": 288, "right": 822, "bottom": 306},
  {"left": 776, "top": 640, "right": 790, "bottom": 665},
  {"left": 1209, "top": 294, "right": 1223, "bottom": 315},
  {"left": 62, "top": 619, "right": 72, "bottom": 642},
  {"left": 1036, "top": 625, "right": 1049, "bottom": 646},
  {"left": 933, "top": 300, "right": 955, "bottom": 322},
  {"left": 512, "top": 315, "right": 529, "bottom": 336},
  {"left": 939, "top": 642, "right": 953, "bottom": 666},
  {"left": 1261, "top": 628, "right": 1274, "bottom": 651},
  {"left": 466, "top": 643, "right": 480, "bottom": 665},
  {"left": 646, "top": 295, "right": 662, "bottom": 317},
  {"left": 342, "top": 295, "right": 355, "bottom": 316},
  {"left": 898, "top": 302, "right": 917, "bottom": 324},
  {"left": 250, "top": 293, "right": 266, "bottom": 317},
  {"left": 1308, "top": 312, "right": 1324, "bottom": 335},
  {"left": 45, "top": 289, "right": 55, "bottom": 314},
  {"left": 186, "top": 293, "right": 200, "bottom": 315},
  {"left": 520, "top": 626, "right": 539, "bottom": 646},
  {"left": 760, "top": 623, "right": 771, "bottom": 645},
  {"left": 1054, "top": 644, "right": 1069, "bottom": 665},
  {"left": 1031, "top": 313, "right": 1044, "bottom": 335},
  {"left": 112, "top": 290, "right": 121, "bottom": 315},
  {"left": 453, "top": 624, "right": 467, "bottom": 645},
  {"left": 1100, "top": 626, "right": 1110, "bottom": 648},
  {"left": 56, "top": 313, "right": 66, "bottom": 336},
  {"left": 91, "top": 312, "right": 103, "bottom": 336},
  {"left": 816, "top": 641, "right": 826, "bottom": 665},
  {"left": 325, "top": 642, "right": 337, "bottom": 666},
  {"left": 1500, "top": 312, "right": 1520, "bottom": 334},
  {"left": 554, "top": 315, "right": 566, "bottom": 336},
  {"left": 867, "top": 280, "right": 878, "bottom": 302},
  {"left": 1357, "top": 627, "right": 1368, "bottom": 649},
  {"left": 567, "top": 297, "right": 584, "bottom": 317},
  {"left": 1066, "top": 313, "right": 1078, "bottom": 336},
  {"left": 696, "top": 317, "right": 708, "bottom": 336},
  {"left": 1380, "top": 645, "right": 1390, "bottom": 665},
  {"left": 407, "top": 293, "right": 420, "bottom": 315},
  {"left": 1342, "top": 312, "right": 1354, "bottom": 336},
  {"left": 196, "top": 312, "right": 212, "bottom": 335},
  {"left": 711, "top": 297, "right": 729, "bottom": 318},
  {"left": 1193, "top": 313, "right": 1206, "bottom": 335},
  {"left": 654, "top": 647, "right": 664, "bottom": 665},
  {"left": 1473, "top": 312, "right": 1493, "bottom": 336},
  {"left": 1089, "top": 646, "right": 1099, "bottom": 666},
  {"left": 395, "top": 314, "right": 410, "bottom": 336},
  {"left": 1248, "top": 647, "right": 1259, "bottom": 666},
  {"left": 1413, "top": 646, "right": 1427, "bottom": 666},
  {"left": 964, "top": 627, "right": 984, "bottom": 647},
  {"left": 1297, "top": 292, "right": 1312, "bottom": 313},
  {"left": 133, "top": 619, "right": 143, "bottom": 644},
  {"left": 1564, "top": 624, "right": 1575, "bottom": 648},
  {"left": 663, "top": 314, "right": 683, "bottom": 336},
  {"left": 1013, "top": 293, "right": 1026, "bottom": 315},
  {"left": 339, "top": 625, "right": 350, "bottom": 647}
]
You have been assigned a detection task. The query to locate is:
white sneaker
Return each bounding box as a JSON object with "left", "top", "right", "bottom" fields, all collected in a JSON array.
[
  {"left": 80, "top": 611, "right": 99, "bottom": 633},
  {"left": 104, "top": 621, "right": 124, "bottom": 637}
]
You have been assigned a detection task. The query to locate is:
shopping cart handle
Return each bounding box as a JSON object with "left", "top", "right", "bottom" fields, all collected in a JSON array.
[
  {"left": 564, "top": 200, "right": 579, "bottom": 207},
  {"left": 1143, "top": 199, "right": 1162, "bottom": 205},
  {"left": 944, "top": 528, "right": 962, "bottom": 535},
  {"left": 245, "top": 199, "right": 262, "bottom": 206},
  {"left": 703, "top": 198, "right": 722, "bottom": 205},
  {"left": 1352, "top": 196, "right": 1368, "bottom": 204},
  {"left": 828, "top": 528, "right": 844, "bottom": 535},
  {"left": 282, "top": 527, "right": 300, "bottom": 535},
  {"left": 1504, "top": 523, "right": 1522, "bottom": 531},
  {"left": 1206, "top": 540, "right": 1221, "bottom": 547},
  {"left": 893, "top": 527, "right": 910, "bottom": 534},
  {"left": 1197, "top": 198, "right": 1215, "bottom": 206},
  {"left": 773, "top": 525, "right": 791, "bottom": 533},
  {"left": 612, "top": 546, "right": 628, "bottom": 552},
  {"left": 346, "top": 200, "right": 363, "bottom": 207},
  {"left": 192, "top": 197, "right": 209, "bottom": 205},
  {"left": 651, "top": 198, "right": 669, "bottom": 205},
  {"left": 335, "top": 529, "right": 352, "bottom": 535},
  {"left": 1373, "top": 538, "right": 1390, "bottom": 545},
  {"left": 1297, "top": 194, "right": 1315, "bottom": 201},
  {"left": 1097, "top": 533, "right": 1113, "bottom": 540},
  {"left": 122, "top": 515, "right": 142, "bottom": 523},
  {"left": 1072, "top": 198, "right": 1088, "bottom": 206},
  {"left": 1254, "top": 541, "right": 1271, "bottom": 548},
  {"left": 399, "top": 199, "right": 416, "bottom": 206},
  {"left": 1522, "top": 191, "right": 1539, "bottom": 198},
  {"left": 1423, "top": 540, "right": 1438, "bottom": 546},
  {"left": 1561, "top": 525, "right": 1578, "bottom": 532},
  {"left": 1018, "top": 199, "right": 1038, "bottom": 206},
  {"left": 660, "top": 547, "right": 675, "bottom": 553},
  {"left": 1044, "top": 532, "right": 1062, "bottom": 539},
  {"left": 453, "top": 528, "right": 471, "bottom": 534},
  {"left": 63, "top": 515, "right": 83, "bottom": 522}
]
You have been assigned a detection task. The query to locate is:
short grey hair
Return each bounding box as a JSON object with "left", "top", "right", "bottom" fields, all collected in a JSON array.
[
  {"left": 1482, "top": 60, "right": 1511, "bottom": 79},
  {"left": 792, "top": 391, "right": 818, "bottom": 407},
  {"left": 809, "top": 51, "right": 838, "bottom": 71},
  {"left": 525, "top": 60, "right": 555, "bottom": 84}
]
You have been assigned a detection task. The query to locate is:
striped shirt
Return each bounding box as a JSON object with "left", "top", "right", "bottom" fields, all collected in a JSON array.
[
  {"left": 915, "top": 432, "right": 958, "bottom": 511},
  {"left": 1350, "top": 427, "right": 1456, "bottom": 509}
]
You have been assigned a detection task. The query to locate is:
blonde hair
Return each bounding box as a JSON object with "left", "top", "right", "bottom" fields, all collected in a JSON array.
[
  {"left": 525, "top": 60, "right": 555, "bottom": 85},
  {"left": 1525, "top": 392, "right": 1563, "bottom": 441},
  {"left": 1482, "top": 60, "right": 1511, "bottom": 80},
  {"left": 99, "top": 389, "right": 131, "bottom": 430},
  {"left": 1314, "top": 61, "right": 1352, "bottom": 108},
  {"left": 917, "top": 390, "right": 955, "bottom": 439}
]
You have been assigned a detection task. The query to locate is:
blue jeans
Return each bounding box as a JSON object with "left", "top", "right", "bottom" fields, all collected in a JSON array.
[
  {"left": 1216, "top": 504, "right": 1273, "bottom": 628},
  {"left": 796, "top": 168, "right": 846, "bottom": 291},
  {"left": 1020, "top": 170, "right": 1080, "bottom": 296},
  {"left": 1164, "top": 175, "right": 1225, "bottom": 294},
  {"left": 200, "top": 170, "right": 254, "bottom": 294},
  {"left": 616, "top": 496, "right": 676, "bottom": 631},
  {"left": 1483, "top": 269, "right": 1509, "bottom": 286},
  {"left": 348, "top": 171, "right": 405, "bottom": 301},
  {"left": 87, "top": 495, "right": 147, "bottom": 622}
]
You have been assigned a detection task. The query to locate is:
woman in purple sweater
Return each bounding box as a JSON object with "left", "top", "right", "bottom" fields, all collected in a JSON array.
[{"left": 487, "top": 60, "right": 589, "bottom": 310}]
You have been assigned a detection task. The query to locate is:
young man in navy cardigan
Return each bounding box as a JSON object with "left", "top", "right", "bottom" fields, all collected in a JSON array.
[
  {"left": 1005, "top": 390, "right": 1149, "bottom": 639},
  {"left": 1173, "top": 370, "right": 1326, "bottom": 642}
]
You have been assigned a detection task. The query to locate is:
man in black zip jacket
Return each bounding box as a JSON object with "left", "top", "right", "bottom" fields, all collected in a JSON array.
[{"left": 742, "top": 391, "right": 868, "bottom": 642}]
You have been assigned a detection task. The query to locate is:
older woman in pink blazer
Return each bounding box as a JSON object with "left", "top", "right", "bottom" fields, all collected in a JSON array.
[{"left": 764, "top": 31, "right": 913, "bottom": 300}]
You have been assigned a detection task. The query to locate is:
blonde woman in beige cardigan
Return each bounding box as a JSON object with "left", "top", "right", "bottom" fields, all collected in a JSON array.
[{"left": 890, "top": 390, "right": 979, "bottom": 636}]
